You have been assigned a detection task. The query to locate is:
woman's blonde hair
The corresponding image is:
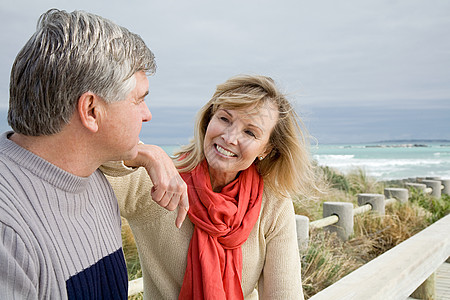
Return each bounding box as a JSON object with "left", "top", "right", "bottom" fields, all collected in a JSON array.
[{"left": 174, "top": 74, "right": 317, "bottom": 198}]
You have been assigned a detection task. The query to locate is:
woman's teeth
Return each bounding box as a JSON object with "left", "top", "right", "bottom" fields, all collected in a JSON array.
[{"left": 216, "top": 144, "right": 236, "bottom": 157}]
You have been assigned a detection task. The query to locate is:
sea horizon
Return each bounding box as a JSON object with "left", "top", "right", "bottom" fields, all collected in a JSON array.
[
  {"left": 158, "top": 141, "right": 450, "bottom": 182},
  {"left": 1, "top": 106, "right": 449, "bottom": 181}
]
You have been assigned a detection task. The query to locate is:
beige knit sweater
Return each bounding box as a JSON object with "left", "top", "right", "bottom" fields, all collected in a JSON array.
[{"left": 101, "top": 162, "right": 304, "bottom": 300}]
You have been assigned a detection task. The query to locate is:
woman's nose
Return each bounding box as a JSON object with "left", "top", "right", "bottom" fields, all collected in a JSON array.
[{"left": 222, "top": 127, "right": 238, "bottom": 145}]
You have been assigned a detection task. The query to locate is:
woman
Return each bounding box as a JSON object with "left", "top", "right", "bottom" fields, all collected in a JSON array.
[{"left": 103, "top": 75, "right": 318, "bottom": 299}]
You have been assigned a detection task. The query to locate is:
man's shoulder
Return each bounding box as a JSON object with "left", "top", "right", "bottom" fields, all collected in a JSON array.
[
  {"left": 0, "top": 156, "right": 21, "bottom": 197},
  {"left": 91, "top": 168, "right": 117, "bottom": 195},
  {"left": 0, "top": 187, "right": 33, "bottom": 248},
  {"left": 0, "top": 139, "right": 27, "bottom": 178},
  {"left": 0, "top": 150, "right": 34, "bottom": 195},
  {"left": 0, "top": 148, "right": 16, "bottom": 167},
  {"left": 0, "top": 161, "right": 33, "bottom": 227}
]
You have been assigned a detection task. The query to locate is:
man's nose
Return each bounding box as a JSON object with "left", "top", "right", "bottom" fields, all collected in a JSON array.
[{"left": 141, "top": 102, "right": 152, "bottom": 122}]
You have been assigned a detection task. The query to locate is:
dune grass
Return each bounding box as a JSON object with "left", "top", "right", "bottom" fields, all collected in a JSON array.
[
  {"left": 121, "top": 219, "right": 143, "bottom": 300},
  {"left": 296, "top": 166, "right": 448, "bottom": 298},
  {"left": 122, "top": 166, "right": 449, "bottom": 299}
]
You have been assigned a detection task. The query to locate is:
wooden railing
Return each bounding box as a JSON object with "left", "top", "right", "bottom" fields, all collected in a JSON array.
[
  {"left": 309, "top": 213, "right": 450, "bottom": 299},
  {"left": 128, "top": 277, "right": 143, "bottom": 297},
  {"left": 297, "top": 178, "right": 450, "bottom": 299}
]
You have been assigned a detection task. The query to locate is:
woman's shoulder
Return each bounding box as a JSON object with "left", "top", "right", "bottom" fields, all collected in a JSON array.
[
  {"left": 256, "top": 187, "right": 297, "bottom": 239},
  {"left": 261, "top": 188, "right": 295, "bottom": 218}
]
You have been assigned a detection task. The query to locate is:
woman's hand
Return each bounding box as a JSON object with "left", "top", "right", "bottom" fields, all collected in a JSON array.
[{"left": 124, "top": 144, "right": 189, "bottom": 228}]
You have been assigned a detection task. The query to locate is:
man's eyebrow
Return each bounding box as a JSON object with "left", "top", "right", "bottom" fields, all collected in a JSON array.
[{"left": 141, "top": 91, "right": 149, "bottom": 98}]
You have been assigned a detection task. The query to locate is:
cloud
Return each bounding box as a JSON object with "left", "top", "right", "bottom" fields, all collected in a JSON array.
[
  {"left": 1, "top": 0, "right": 449, "bottom": 143},
  {"left": 302, "top": 104, "right": 450, "bottom": 144}
]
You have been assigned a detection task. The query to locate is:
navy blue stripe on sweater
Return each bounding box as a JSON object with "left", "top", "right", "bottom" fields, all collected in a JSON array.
[{"left": 66, "top": 248, "right": 128, "bottom": 299}]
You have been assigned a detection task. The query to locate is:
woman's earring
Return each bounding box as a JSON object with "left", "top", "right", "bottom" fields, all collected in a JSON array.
[{"left": 258, "top": 156, "right": 264, "bottom": 160}]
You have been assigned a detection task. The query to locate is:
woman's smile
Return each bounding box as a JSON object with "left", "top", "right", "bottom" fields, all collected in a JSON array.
[{"left": 214, "top": 144, "right": 237, "bottom": 158}]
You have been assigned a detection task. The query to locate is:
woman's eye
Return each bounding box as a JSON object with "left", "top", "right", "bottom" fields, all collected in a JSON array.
[
  {"left": 220, "top": 116, "right": 229, "bottom": 123},
  {"left": 245, "top": 130, "right": 256, "bottom": 138}
]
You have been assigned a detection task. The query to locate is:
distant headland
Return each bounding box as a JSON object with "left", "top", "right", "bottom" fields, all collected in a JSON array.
[
  {"left": 365, "top": 139, "right": 450, "bottom": 148},
  {"left": 372, "top": 139, "right": 450, "bottom": 144}
]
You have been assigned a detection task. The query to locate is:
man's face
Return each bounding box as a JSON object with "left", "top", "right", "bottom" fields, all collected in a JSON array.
[{"left": 100, "top": 71, "right": 151, "bottom": 161}]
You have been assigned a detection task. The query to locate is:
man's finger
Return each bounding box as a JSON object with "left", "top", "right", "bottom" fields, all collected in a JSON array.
[
  {"left": 165, "top": 194, "right": 180, "bottom": 211},
  {"left": 159, "top": 191, "right": 177, "bottom": 208},
  {"left": 151, "top": 185, "right": 165, "bottom": 203},
  {"left": 175, "top": 193, "right": 189, "bottom": 228}
]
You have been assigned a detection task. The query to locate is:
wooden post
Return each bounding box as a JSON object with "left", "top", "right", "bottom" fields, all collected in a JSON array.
[
  {"left": 357, "top": 193, "right": 385, "bottom": 214},
  {"left": 405, "top": 182, "right": 427, "bottom": 194},
  {"left": 384, "top": 188, "right": 409, "bottom": 203},
  {"left": 422, "top": 180, "right": 442, "bottom": 198},
  {"left": 323, "top": 202, "right": 353, "bottom": 241},
  {"left": 441, "top": 179, "right": 450, "bottom": 195},
  {"left": 410, "top": 273, "right": 436, "bottom": 300},
  {"left": 295, "top": 215, "right": 309, "bottom": 251}
]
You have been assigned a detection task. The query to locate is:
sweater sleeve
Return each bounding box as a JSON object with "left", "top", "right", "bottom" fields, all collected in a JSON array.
[
  {"left": 99, "top": 161, "right": 138, "bottom": 177},
  {"left": 100, "top": 161, "right": 155, "bottom": 220},
  {"left": 258, "top": 197, "right": 304, "bottom": 300},
  {"left": 0, "top": 223, "right": 37, "bottom": 299}
]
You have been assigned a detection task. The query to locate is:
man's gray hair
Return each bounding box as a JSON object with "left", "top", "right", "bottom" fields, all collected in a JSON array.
[{"left": 8, "top": 9, "right": 156, "bottom": 136}]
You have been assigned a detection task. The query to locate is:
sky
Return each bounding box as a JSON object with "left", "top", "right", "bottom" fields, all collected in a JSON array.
[{"left": 0, "top": 0, "right": 449, "bottom": 145}]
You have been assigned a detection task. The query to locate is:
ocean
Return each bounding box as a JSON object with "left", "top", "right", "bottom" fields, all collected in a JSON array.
[
  {"left": 160, "top": 142, "right": 450, "bottom": 181},
  {"left": 311, "top": 142, "right": 450, "bottom": 181},
  {"left": 1, "top": 107, "right": 448, "bottom": 181}
]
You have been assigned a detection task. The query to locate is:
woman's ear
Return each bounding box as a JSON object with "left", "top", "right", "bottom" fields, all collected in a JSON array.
[
  {"left": 258, "top": 145, "right": 274, "bottom": 160},
  {"left": 262, "top": 145, "right": 274, "bottom": 158},
  {"left": 77, "top": 92, "right": 102, "bottom": 133}
]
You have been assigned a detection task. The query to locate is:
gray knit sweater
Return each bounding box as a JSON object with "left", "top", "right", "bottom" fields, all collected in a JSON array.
[{"left": 0, "top": 132, "right": 127, "bottom": 299}]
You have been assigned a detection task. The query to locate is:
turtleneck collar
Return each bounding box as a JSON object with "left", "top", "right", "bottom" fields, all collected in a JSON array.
[{"left": 0, "top": 131, "right": 92, "bottom": 194}]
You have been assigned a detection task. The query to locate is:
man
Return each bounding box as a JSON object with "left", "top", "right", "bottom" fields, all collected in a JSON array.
[{"left": 0, "top": 9, "right": 188, "bottom": 299}]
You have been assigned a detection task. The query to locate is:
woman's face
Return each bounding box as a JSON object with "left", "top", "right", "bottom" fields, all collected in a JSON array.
[{"left": 203, "top": 102, "right": 278, "bottom": 185}]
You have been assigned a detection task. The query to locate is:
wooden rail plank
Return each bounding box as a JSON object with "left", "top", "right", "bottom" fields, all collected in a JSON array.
[
  {"left": 436, "top": 262, "right": 450, "bottom": 299},
  {"left": 310, "top": 214, "right": 450, "bottom": 300},
  {"left": 353, "top": 203, "right": 372, "bottom": 215},
  {"left": 128, "top": 277, "right": 143, "bottom": 297},
  {"left": 310, "top": 214, "right": 339, "bottom": 229}
]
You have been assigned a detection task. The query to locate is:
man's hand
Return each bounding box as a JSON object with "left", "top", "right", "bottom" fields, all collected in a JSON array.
[{"left": 124, "top": 144, "right": 188, "bottom": 228}]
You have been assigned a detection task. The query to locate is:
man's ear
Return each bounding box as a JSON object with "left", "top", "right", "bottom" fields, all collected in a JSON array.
[{"left": 77, "top": 92, "right": 103, "bottom": 133}]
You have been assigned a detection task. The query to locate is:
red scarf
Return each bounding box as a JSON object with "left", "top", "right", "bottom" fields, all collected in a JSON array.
[{"left": 179, "top": 159, "right": 264, "bottom": 300}]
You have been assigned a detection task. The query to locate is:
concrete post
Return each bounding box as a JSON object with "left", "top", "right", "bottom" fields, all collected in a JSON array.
[
  {"left": 405, "top": 183, "right": 427, "bottom": 194},
  {"left": 323, "top": 202, "right": 354, "bottom": 241},
  {"left": 441, "top": 179, "right": 450, "bottom": 195},
  {"left": 421, "top": 180, "right": 442, "bottom": 198},
  {"left": 295, "top": 215, "right": 309, "bottom": 251},
  {"left": 410, "top": 273, "right": 436, "bottom": 300},
  {"left": 357, "top": 194, "right": 385, "bottom": 215},
  {"left": 384, "top": 188, "right": 409, "bottom": 203}
]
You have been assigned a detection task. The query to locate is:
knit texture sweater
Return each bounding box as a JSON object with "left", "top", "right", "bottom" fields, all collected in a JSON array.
[
  {"left": 102, "top": 161, "right": 304, "bottom": 300},
  {"left": 0, "top": 132, "right": 128, "bottom": 299}
]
